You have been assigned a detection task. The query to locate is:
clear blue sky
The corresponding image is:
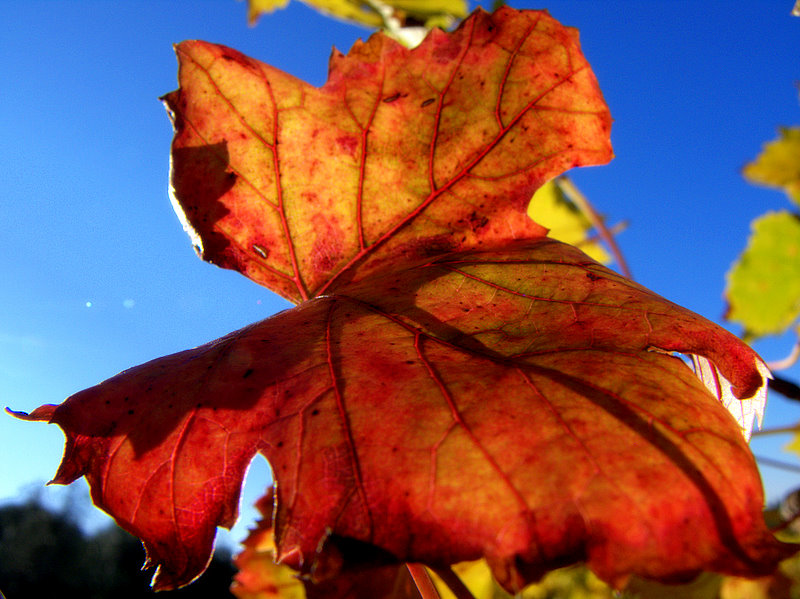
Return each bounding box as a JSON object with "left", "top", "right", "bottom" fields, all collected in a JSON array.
[{"left": 2, "top": 0, "right": 799, "bottom": 548}]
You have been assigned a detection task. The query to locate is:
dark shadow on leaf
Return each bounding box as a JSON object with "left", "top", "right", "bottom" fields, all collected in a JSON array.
[{"left": 169, "top": 142, "right": 235, "bottom": 261}]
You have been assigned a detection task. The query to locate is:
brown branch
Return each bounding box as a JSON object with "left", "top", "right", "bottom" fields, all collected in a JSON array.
[
  {"left": 754, "top": 454, "right": 800, "bottom": 473},
  {"left": 768, "top": 376, "right": 800, "bottom": 402},
  {"left": 751, "top": 423, "right": 800, "bottom": 437}
]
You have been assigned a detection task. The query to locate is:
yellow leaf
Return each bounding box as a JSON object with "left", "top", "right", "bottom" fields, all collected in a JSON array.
[
  {"left": 528, "top": 180, "right": 611, "bottom": 264},
  {"left": 431, "top": 560, "right": 498, "bottom": 599},
  {"left": 784, "top": 432, "right": 800, "bottom": 459},
  {"left": 743, "top": 127, "right": 800, "bottom": 207}
]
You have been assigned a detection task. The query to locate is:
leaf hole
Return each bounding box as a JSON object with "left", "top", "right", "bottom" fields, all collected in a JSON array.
[{"left": 252, "top": 244, "right": 269, "bottom": 259}]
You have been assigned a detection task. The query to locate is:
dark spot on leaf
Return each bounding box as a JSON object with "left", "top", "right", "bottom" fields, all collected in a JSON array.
[
  {"left": 421, "top": 98, "right": 435, "bottom": 107},
  {"left": 383, "top": 92, "right": 401, "bottom": 103},
  {"left": 128, "top": 409, "right": 134, "bottom": 416},
  {"left": 586, "top": 272, "right": 601, "bottom": 282},
  {"left": 311, "top": 409, "right": 320, "bottom": 416},
  {"left": 277, "top": 441, "right": 284, "bottom": 448},
  {"left": 243, "top": 368, "right": 254, "bottom": 379}
]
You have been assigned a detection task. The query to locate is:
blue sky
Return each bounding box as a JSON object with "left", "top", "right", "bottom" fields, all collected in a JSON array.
[{"left": 2, "top": 0, "right": 799, "bottom": 548}]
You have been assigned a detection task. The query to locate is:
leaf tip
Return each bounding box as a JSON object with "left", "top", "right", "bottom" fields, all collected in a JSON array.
[{"left": 6, "top": 404, "right": 57, "bottom": 422}]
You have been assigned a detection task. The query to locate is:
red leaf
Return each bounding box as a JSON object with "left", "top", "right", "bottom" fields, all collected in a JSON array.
[
  {"left": 161, "top": 7, "right": 612, "bottom": 303},
  {"left": 14, "top": 240, "right": 793, "bottom": 590}
]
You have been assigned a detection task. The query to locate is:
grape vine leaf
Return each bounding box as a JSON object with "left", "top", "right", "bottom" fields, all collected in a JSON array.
[
  {"left": 161, "top": 6, "right": 612, "bottom": 303},
  {"left": 13, "top": 240, "right": 791, "bottom": 591},
  {"left": 726, "top": 211, "right": 800, "bottom": 337},
  {"left": 244, "top": 0, "right": 467, "bottom": 31},
  {"left": 11, "top": 5, "right": 794, "bottom": 596}
]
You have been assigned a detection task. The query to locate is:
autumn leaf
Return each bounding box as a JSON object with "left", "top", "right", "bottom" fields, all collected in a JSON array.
[
  {"left": 162, "top": 7, "right": 612, "bottom": 303},
  {"left": 12, "top": 5, "right": 793, "bottom": 596},
  {"left": 725, "top": 211, "right": 800, "bottom": 337},
  {"left": 14, "top": 239, "right": 791, "bottom": 591}
]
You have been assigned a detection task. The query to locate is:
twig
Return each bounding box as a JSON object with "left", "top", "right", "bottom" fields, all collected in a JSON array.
[
  {"left": 751, "top": 424, "right": 800, "bottom": 437},
  {"left": 755, "top": 454, "right": 800, "bottom": 473},
  {"left": 431, "top": 566, "right": 478, "bottom": 599},
  {"left": 768, "top": 376, "right": 800, "bottom": 402},
  {"left": 407, "top": 564, "right": 441, "bottom": 599},
  {"left": 556, "top": 176, "right": 632, "bottom": 279}
]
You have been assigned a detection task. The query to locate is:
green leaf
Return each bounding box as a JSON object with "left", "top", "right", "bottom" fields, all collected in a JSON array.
[
  {"left": 743, "top": 127, "right": 800, "bottom": 207},
  {"left": 726, "top": 210, "right": 800, "bottom": 337}
]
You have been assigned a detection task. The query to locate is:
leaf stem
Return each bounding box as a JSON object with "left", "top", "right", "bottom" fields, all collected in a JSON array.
[
  {"left": 431, "top": 566, "right": 478, "bottom": 599},
  {"left": 751, "top": 424, "right": 800, "bottom": 437},
  {"left": 407, "top": 564, "right": 442, "bottom": 599},
  {"left": 556, "top": 176, "right": 632, "bottom": 279}
]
